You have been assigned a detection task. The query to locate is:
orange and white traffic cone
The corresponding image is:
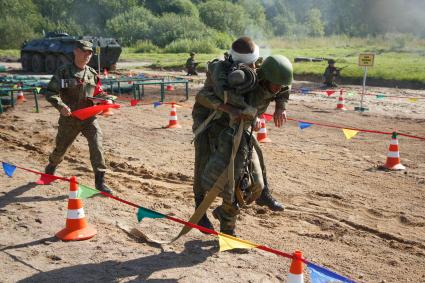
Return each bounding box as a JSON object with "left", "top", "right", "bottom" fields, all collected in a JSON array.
[
  {"left": 257, "top": 115, "right": 272, "bottom": 143},
  {"left": 56, "top": 176, "right": 96, "bottom": 241},
  {"left": 166, "top": 103, "right": 182, "bottom": 129},
  {"left": 17, "top": 90, "right": 26, "bottom": 103},
  {"left": 335, "top": 89, "right": 347, "bottom": 110},
  {"left": 383, "top": 132, "right": 406, "bottom": 170},
  {"left": 287, "top": 250, "right": 304, "bottom": 283}
]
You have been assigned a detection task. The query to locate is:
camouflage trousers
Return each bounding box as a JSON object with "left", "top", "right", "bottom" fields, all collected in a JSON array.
[
  {"left": 200, "top": 122, "right": 264, "bottom": 232},
  {"left": 48, "top": 116, "right": 106, "bottom": 173}
]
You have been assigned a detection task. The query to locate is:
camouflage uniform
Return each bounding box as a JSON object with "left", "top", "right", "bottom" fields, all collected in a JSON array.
[
  {"left": 192, "top": 58, "right": 290, "bottom": 233},
  {"left": 186, "top": 53, "right": 198, "bottom": 76},
  {"left": 323, "top": 62, "right": 340, "bottom": 87},
  {"left": 44, "top": 62, "right": 106, "bottom": 175}
]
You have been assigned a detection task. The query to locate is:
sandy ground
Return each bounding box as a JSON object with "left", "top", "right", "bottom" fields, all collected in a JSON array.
[{"left": 1, "top": 66, "right": 425, "bottom": 283}]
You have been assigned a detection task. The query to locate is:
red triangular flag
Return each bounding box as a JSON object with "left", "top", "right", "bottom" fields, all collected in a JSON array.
[
  {"left": 262, "top": 113, "right": 273, "bottom": 122},
  {"left": 72, "top": 104, "right": 121, "bottom": 120},
  {"left": 36, "top": 173, "right": 60, "bottom": 185},
  {"left": 94, "top": 79, "right": 104, "bottom": 96},
  {"left": 130, "top": 99, "right": 139, "bottom": 106},
  {"left": 326, "top": 90, "right": 336, "bottom": 96}
]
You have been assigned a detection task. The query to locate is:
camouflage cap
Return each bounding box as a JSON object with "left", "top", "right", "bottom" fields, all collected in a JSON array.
[{"left": 75, "top": 40, "right": 93, "bottom": 51}]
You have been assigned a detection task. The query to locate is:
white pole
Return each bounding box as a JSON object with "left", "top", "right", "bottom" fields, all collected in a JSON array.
[
  {"left": 97, "top": 47, "right": 101, "bottom": 74},
  {"left": 360, "top": 66, "right": 368, "bottom": 110}
]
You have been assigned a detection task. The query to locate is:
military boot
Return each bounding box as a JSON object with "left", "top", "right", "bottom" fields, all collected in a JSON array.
[
  {"left": 95, "top": 171, "right": 113, "bottom": 195},
  {"left": 212, "top": 206, "right": 236, "bottom": 236},
  {"left": 255, "top": 180, "right": 284, "bottom": 211},
  {"left": 44, "top": 164, "right": 57, "bottom": 175},
  {"left": 195, "top": 196, "right": 214, "bottom": 233}
]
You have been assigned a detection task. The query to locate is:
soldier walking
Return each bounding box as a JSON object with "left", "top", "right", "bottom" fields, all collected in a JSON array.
[{"left": 42, "top": 40, "right": 113, "bottom": 194}]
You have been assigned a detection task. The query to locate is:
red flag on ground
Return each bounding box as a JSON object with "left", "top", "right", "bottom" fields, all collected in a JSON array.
[
  {"left": 94, "top": 79, "right": 104, "bottom": 96},
  {"left": 36, "top": 173, "right": 61, "bottom": 185},
  {"left": 262, "top": 113, "right": 273, "bottom": 122},
  {"left": 326, "top": 90, "right": 336, "bottom": 96},
  {"left": 72, "top": 104, "right": 121, "bottom": 120}
]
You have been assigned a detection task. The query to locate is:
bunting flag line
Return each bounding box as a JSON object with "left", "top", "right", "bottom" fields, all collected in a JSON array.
[
  {"left": 1, "top": 160, "right": 355, "bottom": 283},
  {"left": 342, "top": 129, "right": 359, "bottom": 140},
  {"left": 153, "top": 101, "right": 162, "bottom": 108},
  {"left": 298, "top": 121, "right": 313, "bottom": 130},
  {"left": 35, "top": 87, "right": 41, "bottom": 94},
  {"left": 376, "top": 94, "right": 386, "bottom": 99},
  {"left": 326, "top": 90, "right": 336, "bottom": 96},
  {"left": 130, "top": 99, "right": 139, "bottom": 106},
  {"left": 2, "top": 162, "right": 16, "bottom": 177},
  {"left": 137, "top": 207, "right": 166, "bottom": 222},
  {"left": 346, "top": 92, "right": 356, "bottom": 97},
  {"left": 77, "top": 184, "right": 100, "bottom": 199},
  {"left": 408, "top": 98, "right": 418, "bottom": 103}
]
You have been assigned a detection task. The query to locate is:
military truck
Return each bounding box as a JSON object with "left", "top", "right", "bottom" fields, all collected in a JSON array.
[{"left": 21, "top": 32, "right": 122, "bottom": 73}]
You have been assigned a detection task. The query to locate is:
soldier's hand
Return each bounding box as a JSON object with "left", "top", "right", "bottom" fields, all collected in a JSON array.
[
  {"left": 253, "top": 117, "right": 261, "bottom": 131},
  {"left": 60, "top": 105, "right": 71, "bottom": 117},
  {"left": 273, "top": 109, "right": 287, "bottom": 128}
]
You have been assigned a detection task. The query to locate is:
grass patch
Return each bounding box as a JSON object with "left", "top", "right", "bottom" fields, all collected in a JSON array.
[{"left": 2, "top": 36, "right": 425, "bottom": 84}]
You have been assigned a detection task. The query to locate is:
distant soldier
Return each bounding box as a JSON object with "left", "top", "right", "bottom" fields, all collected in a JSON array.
[
  {"left": 323, "top": 59, "right": 340, "bottom": 87},
  {"left": 42, "top": 40, "right": 113, "bottom": 194},
  {"left": 186, "top": 52, "right": 198, "bottom": 76}
]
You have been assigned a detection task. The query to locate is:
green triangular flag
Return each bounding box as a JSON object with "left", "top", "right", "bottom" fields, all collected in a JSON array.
[
  {"left": 36, "top": 87, "right": 41, "bottom": 94},
  {"left": 376, "top": 94, "right": 385, "bottom": 99},
  {"left": 137, "top": 207, "right": 165, "bottom": 222},
  {"left": 346, "top": 92, "right": 355, "bottom": 97},
  {"left": 77, "top": 184, "right": 100, "bottom": 199}
]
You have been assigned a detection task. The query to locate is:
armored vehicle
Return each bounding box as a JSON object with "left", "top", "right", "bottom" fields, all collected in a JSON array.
[{"left": 21, "top": 32, "right": 122, "bottom": 74}]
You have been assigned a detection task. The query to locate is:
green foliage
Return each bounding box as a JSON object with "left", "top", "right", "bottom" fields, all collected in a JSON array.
[
  {"left": 107, "top": 7, "right": 155, "bottom": 46},
  {"left": 144, "top": 0, "right": 199, "bottom": 17},
  {"left": 209, "top": 32, "right": 234, "bottom": 50},
  {"left": 134, "top": 40, "right": 159, "bottom": 53},
  {"left": 164, "top": 38, "right": 218, "bottom": 53},
  {"left": 305, "top": 9, "right": 324, "bottom": 37},
  {"left": 198, "top": 0, "right": 248, "bottom": 35},
  {"left": 149, "top": 13, "right": 208, "bottom": 47}
]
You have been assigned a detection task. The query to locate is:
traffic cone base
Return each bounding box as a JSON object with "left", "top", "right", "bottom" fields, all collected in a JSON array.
[
  {"left": 56, "top": 224, "right": 97, "bottom": 241},
  {"left": 384, "top": 163, "right": 406, "bottom": 170},
  {"left": 56, "top": 176, "right": 96, "bottom": 241},
  {"left": 257, "top": 136, "right": 272, "bottom": 143},
  {"left": 17, "top": 91, "right": 26, "bottom": 102}
]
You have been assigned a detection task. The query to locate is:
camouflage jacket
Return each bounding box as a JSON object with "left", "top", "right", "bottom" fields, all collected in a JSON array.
[{"left": 43, "top": 63, "right": 98, "bottom": 112}]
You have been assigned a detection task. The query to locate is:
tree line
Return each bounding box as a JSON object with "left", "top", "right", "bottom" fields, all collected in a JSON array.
[{"left": 1, "top": 0, "right": 424, "bottom": 50}]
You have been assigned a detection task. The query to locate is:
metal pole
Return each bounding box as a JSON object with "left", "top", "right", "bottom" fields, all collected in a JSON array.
[
  {"left": 360, "top": 66, "right": 367, "bottom": 110},
  {"left": 97, "top": 47, "right": 101, "bottom": 75}
]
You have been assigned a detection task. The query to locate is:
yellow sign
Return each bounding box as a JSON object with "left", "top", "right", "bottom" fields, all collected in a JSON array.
[
  {"left": 95, "top": 46, "right": 101, "bottom": 55},
  {"left": 358, "top": 53, "right": 375, "bottom": 67}
]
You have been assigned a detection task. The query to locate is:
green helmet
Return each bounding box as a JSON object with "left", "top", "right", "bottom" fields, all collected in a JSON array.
[{"left": 258, "top": 55, "right": 293, "bottom": 86}]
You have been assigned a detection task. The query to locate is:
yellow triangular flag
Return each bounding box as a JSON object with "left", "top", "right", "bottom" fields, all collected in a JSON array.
[
  {"left": 408, "top": 98, "right": 418, "bottom": 103},
  {"left": 218, "top": 234, "right": 258, "bottom": 252},
  {"left": 36, "top": 87, "right": 41, "bottom": 94},
  {"left": 342, "top": 129, "right": 359, "bottom": 140}
]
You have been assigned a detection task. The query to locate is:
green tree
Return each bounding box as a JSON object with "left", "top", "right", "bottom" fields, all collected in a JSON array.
[
  {"left": 107, "top": 7, "right": 156, "bottom": 45},
  {"left": 198, "top": 0, "right": 248, "bottom": 36},
  {"left": 305, "top": 8, "right": 325, "bottom": 36},
  {"left": 144, "top": 0, "right": 199, "bottom": 17},
  {"left": 0, "top": 0, "right": 42, "bottom": 48}
]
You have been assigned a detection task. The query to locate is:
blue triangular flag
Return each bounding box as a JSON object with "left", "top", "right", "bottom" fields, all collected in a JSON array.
[
  {"left": 301, "top": 87, "right": 310, "bottom": 95},
  {"left": 137, "top": 207, "right": 165, "bottom": 222},
  {"left": 298, "top": 121, "right": 312, "bottom": 130},
  {"left": 153, "top": 102, "right": 162, "bottom": 108},
  {"left": 2, "top": 162, "right": 16, "bottom": 177},
  {"left": 308, "top": 262, "right": 355, "bottom": 283}
]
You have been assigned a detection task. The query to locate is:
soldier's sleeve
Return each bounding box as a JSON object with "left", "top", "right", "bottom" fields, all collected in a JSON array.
[
  {"left": 43, "top": 68, "right": 67, "bottom": 111},
  {"left": 210, "top": 61, "right": 249, "bottom": 109},
  {"left": 274, "top": 86, "right": 291, "bottom": 110},
  {"left": 195, "top": 87, "right": 223, "bottom": 110}
]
